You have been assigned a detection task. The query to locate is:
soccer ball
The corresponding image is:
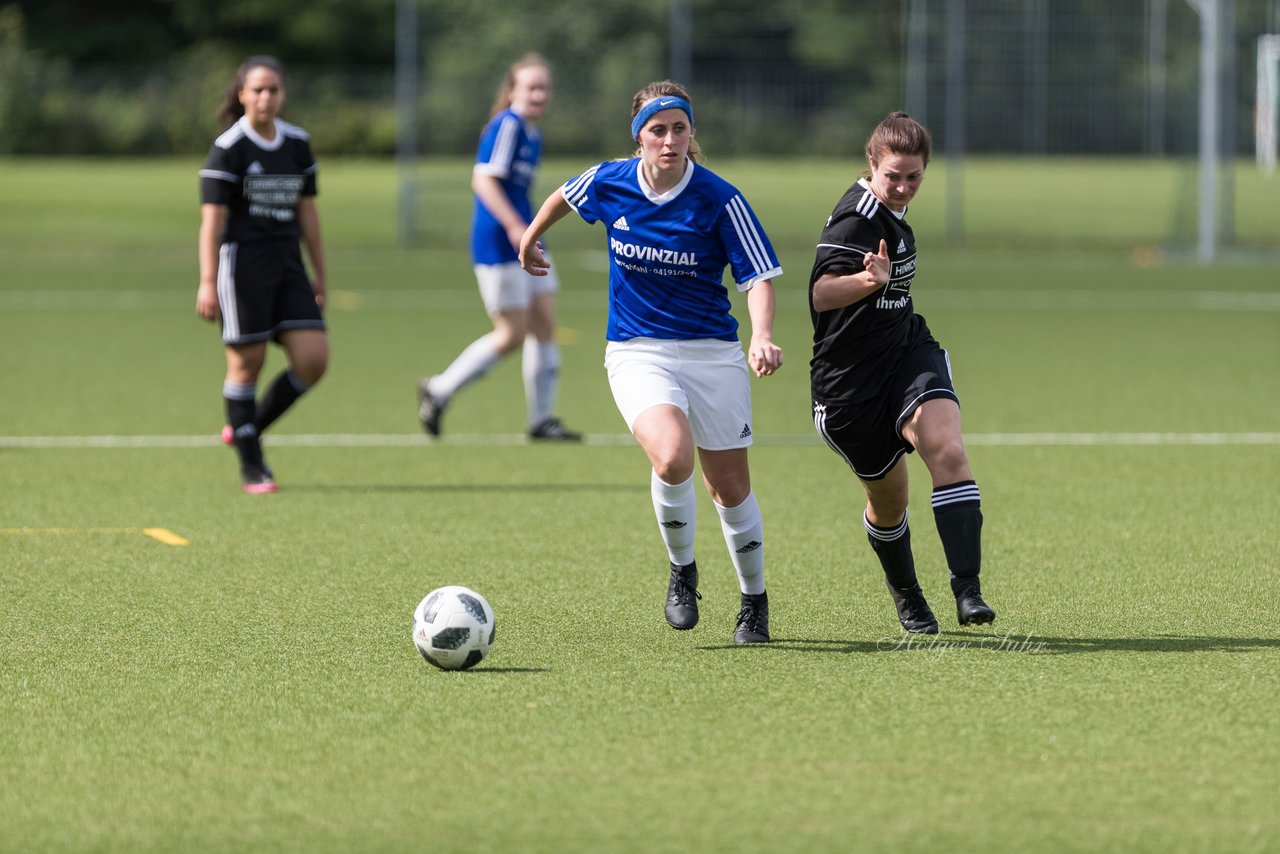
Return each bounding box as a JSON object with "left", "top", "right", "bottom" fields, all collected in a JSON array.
[{"left": 412, "top": 586, "right": 496, "bottom": 671}]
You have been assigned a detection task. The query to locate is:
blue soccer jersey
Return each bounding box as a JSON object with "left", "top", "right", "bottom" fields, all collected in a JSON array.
[
  {"left": 561, "top": 158, "right": 782, "bottom": 342},
  {"left": 471, "top": 108, "right": 542, "bottom": 265}
]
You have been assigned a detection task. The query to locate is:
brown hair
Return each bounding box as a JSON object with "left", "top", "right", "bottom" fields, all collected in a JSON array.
[
  {"left": 864, "top": 111, "right": 932, "bottom": 171},
  {"left": 217, "top": 55, "right": 285, "bottom": 129},
  {"left": 630, "top": 79, "right": 703, "bottom": 163},
  {"left": 489, "top": 53, "right": 551, "bottom": 119}
]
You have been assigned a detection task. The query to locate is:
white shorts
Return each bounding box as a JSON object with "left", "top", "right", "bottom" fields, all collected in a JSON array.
[
  {"left": 604, "top": 338, "right": 754, "bottom": 451},
  {"left": 475, "top": 260, "right": 560, "bottom": 314}
]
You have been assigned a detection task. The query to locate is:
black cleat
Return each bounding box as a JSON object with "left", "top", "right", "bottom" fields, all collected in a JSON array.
[
  {"left": 417, "top": 378, "right": 446, "bottom": 437},
  {"left": 528, "top": 416, "right": 583, "bottom": 442},
  {"left": 664, "top": 561, "right": 701, "bottom": 629},
  {"left": 240, "top": 462, "right": 277, "bottom": 494},
  {"left": 886, "top": 581, "right": 939, "bottom": 634},
  {"left": 953, "top": 580, "right": 996, "bottom": 626},
  {"left": 231, "top": 427, "right": 276, "bottom": 493},
  {"left": 734, "top": 591, "right": 770, "bottom": 644}
]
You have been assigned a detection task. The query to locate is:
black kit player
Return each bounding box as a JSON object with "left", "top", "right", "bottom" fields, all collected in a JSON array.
[
  {"left": 197, "top": 56, "right": 330, "bottom": 493},
  {"left": 808, "top": 112, "right": 996, "bottom": 634}
]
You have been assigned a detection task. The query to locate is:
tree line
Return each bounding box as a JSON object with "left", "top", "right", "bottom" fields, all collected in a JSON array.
[{"left": 2, "top": 0, "right": 1272, "bottom": 157}]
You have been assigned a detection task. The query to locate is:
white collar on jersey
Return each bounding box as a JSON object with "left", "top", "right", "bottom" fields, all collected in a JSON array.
[
  {"left": 857, "top": 177, "right": 907, "bottom": 219},
  {"left": 636, "top": 157, "right": 696, "bottom": 205},
  {"left": 239, "top": 116, "right": 285, "bottom": 151}
]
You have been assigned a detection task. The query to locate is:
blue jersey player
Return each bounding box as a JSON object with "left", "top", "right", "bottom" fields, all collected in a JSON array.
[
  {"left": 417, "top": 54, "right": 579, "bottom": 441},
  {"left": 520, "top": 80, "right": 783, "bottom": 644}
]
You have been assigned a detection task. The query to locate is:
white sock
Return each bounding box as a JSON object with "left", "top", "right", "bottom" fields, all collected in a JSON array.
[
  {"left": 716, "top": 491, "right": 765, "bottom": 595},
  {"left": 430, "top": 334, "right": 500, "bottom": 401},
  {"left": 523, "top": 338, "right": 560, "bottom": 428},
  {"left": 651, "top": 470, "right": 696, "bottom": 566}
]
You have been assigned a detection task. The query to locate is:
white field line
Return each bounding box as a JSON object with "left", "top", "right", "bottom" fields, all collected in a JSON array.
[
  {"left": 1, "top": 288, "right": 1279, "bottom": 312},
  {"left": 0, "top": 432, "right": 1277, "bottom": 449}
]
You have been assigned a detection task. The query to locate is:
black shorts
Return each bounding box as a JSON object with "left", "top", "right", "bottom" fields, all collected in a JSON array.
[
  {"left": 217, "top": 239, "right": 325, "bottom": 345},
  {"left": 812, "top": 341, "right": 959, "bottom": 481}
]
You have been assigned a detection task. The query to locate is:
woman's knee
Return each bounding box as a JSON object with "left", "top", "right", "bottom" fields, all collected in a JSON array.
[
  {"left": 923, "top": 438, "right": 971, "bottom": 481},
  {"left": 651, "top": 451, "right": 695, "bottom": 485},
  {"left": 294, "top": 358, "right": 327, "bottom": 386},
  {"left": 705, "top": 476, "right": 750, "bottom": 508},
  {"left": 865, "top": 494, "right": 909, "bottom": 525},
  {"left": 490, "top": 312, "right": 529, "bottom": 355},
  {"left": 861, "top": 463, "right": 910, "bottom": 524},
  {"left": 699, "top": 449, "right": 752, "bottom": 507},
  {"left": 225, "top": 345, "right": 266, "bottom": 383},
  {"left": 289, "top": 338, "right": 330, "bottom": 385},
  {"left": 527, "top": 293, "right": 556, "bottom": 340},
  {"left": 643, "top": 435, "right": 695, "bottom": 484}
]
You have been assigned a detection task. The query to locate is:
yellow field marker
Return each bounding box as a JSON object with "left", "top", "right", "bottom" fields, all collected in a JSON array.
[
  {"left": 142, "top": 528, "right": 190, "bottom": 546},
  {"left": 330, "top": 290, "right": 363, "bottom": 311},
  {"left": 2, "top": 527, "right": 190, "bottom": 547}
]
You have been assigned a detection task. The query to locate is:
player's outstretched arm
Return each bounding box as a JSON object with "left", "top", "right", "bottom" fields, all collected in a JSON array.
[{"left": 519, "top": 190, "right": 572, "bottom": 276}]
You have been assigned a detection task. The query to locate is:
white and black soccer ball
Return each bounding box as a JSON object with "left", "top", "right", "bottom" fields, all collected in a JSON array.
[{"left": 412, "top": 586, "right": 495, "bottom": 671}]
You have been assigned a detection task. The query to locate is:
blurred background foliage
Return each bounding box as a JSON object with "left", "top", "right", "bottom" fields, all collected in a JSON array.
[{"left": 1, "top": 0, "right": 1276, "bottom": 158}]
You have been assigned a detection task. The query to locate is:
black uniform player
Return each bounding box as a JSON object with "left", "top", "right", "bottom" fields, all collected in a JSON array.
[
  {"left": 808, "top": 112, "right": 996, "bottom": 633},
  {"left": 197, "top": 56, "right": 329, "bottom": 493}
]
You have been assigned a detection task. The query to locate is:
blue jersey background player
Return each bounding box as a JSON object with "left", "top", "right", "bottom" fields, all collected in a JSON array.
[
  {"left": 520, "top": 80, "right": 783, "bottom": 644},
  {"left": 470, "top": 97, "right": 540, "bottom": 266},
  {"left": 417, "top": 54, "right": 580, "bottom": 441}
]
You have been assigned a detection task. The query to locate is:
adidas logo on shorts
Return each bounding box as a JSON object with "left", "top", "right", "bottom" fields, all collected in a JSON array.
[
  {"left": 739, "top": 423, "right": 752, "bottom": 439},
  {"left": 612, "top": 216, "right": 630, "bottom": 231}
]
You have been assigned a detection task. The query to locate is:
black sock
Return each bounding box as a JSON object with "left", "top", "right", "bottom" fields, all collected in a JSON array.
[
  {"left": 224, "top": 382, "right": 261, "bottom": 467},
  {"left": 256, "top": 370, "right": 310, "bottom": 434},
  {"left": 864, "top": 510, "right": 919, "bottom": 590},
  {"left": 932, "top": 481, "right": 983, "bottom": 595}
]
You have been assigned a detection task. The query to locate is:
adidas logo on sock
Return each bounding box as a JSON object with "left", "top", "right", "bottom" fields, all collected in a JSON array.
[
  {"left": 739, "top": 423, "right": 752, "bottom": 439},
  {"left": 736, "top": 540, "right": 762, "bottom": 554},
  {"left": 612, "top": 216, "right": 630, "bottom": 231},
  {"left": 897, "top": 238, "right": 906, "bottom": 253},
  {"left": 661, "top": 520, "right": 688, "bottom": 529}
]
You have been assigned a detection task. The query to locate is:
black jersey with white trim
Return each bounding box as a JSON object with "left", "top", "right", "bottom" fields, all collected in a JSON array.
[
  {"left": 808, "top": 178, "right": 931, "bottom": 403},
  {"left": 199, "top": 117, "right": 317, "bottom": 243}
]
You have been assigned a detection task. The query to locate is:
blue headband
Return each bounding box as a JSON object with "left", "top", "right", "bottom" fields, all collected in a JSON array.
[{"left": 631, "top": 96, "right": 694, "bottom": 140}]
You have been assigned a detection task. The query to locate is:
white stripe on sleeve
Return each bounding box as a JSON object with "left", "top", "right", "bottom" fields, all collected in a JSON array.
[
  {"left": 725, "top": 195, "right": 770, "bottom": 276},
  {"left": 561, "top": 164, "right": 600, "bottom": 210},
  {"left": 483, "top": 116, "right": 519, "bottom": 179}
]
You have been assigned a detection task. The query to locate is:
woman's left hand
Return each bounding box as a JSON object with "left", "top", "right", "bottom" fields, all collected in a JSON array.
[
  {"left": 312, "top": 274, "right": 327, "bottom": 309},
  {"left": 748, "top": 336, "right": 784, "bottom": 377}
]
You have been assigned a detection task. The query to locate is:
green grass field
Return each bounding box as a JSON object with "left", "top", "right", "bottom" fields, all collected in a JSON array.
[{"left": 1, "top": 157, "right": 1278, "bottom": 852}]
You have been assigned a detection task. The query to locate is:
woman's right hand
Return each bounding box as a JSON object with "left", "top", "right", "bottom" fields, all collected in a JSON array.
[
  {"left": 196, "top": 280, "right": 220, "bottom": 322},
  {"left": 519, "top": 234, "right": 550, "bottom": 276},
  {"left": 863, "top": 239, "right": 890, "bottom": 286}
]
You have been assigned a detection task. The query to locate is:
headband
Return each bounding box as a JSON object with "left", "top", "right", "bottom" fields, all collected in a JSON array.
[{"left": 631, "top": 96, "right": 694, "bottom": 140}]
